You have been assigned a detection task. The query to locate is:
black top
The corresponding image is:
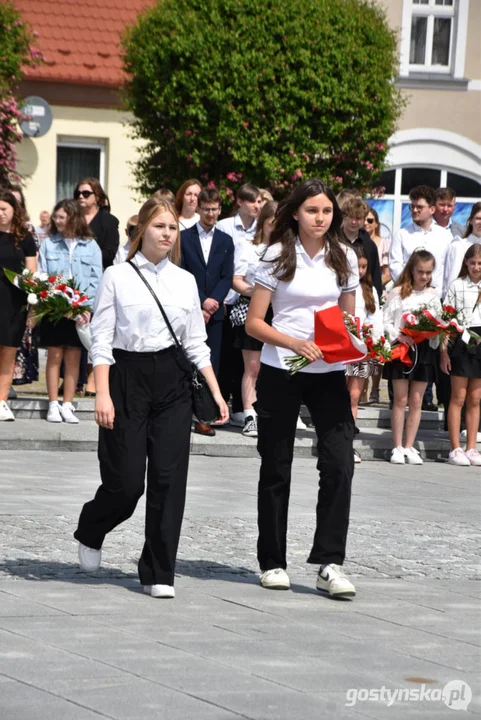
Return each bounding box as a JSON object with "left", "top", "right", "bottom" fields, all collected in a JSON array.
[
  {"left": 348, "top": 228, "right": 383, "bottom": 300},
  {"left": 0, "top": 231, "right": 37, "bottom": 277},
  {"left": 89, "top": 209, "right": 120, "bottom": 269}
]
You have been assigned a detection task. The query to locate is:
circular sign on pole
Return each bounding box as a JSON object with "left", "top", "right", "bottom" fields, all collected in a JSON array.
[{"left": 20, "top": 96, "right": 53, "bottom": 138}]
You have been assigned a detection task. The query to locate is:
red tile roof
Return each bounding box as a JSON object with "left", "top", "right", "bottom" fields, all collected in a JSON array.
[{"left": 13, "top": 0, "right": 154, "bottom": 87}]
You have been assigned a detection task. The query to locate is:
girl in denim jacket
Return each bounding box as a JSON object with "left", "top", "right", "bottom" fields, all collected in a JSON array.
[{"left": 39, "top": 200, "right": 102, "bottom": 423}]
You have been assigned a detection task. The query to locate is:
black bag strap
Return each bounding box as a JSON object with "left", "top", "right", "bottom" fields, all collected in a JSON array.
[{"left": 127, "top": 260, "right": 182, "bottom": 351}]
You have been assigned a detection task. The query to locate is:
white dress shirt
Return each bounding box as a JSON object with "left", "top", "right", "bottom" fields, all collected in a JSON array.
[
  {"left": 234, "top": 241, "right": 267, "bottom": 288},
  {"left": 196, "top": 222, "right": 214, "bottom": 263},
  {"left": 383, "top": 286, "right": 442, "bottom": 343},
  {"left": 113, "top": 241, "right": 132, "bottom": 265},
  {"left": 444, "top": 276, "right": 481, "bottom": 328},
  {"left": 254, "top": 238, "right": 359, "bottom": 374},
  {"left": 388, "top": 221, "right": 451, "bottom": 296},
  {"left": 443, "top": 234, "right": 481, "bottom": 298},
  {"left": 217, "top": 214, "right": 258, "bottom": 305},
  {"left": 354, "top": 285, "right": 384, "bottom": 339},
  {"left": 178, "top": 213, "right": 200, "bottom": 231},
  {"left": 90, "top": 252, "right": 211, "bottom": 369}
]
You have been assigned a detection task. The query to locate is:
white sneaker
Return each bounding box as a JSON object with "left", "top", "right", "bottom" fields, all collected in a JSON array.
[
  {"left": 404, "top": 447, "right": 423, "bottom": 465},
  {"left": 229, "top": 411, "right": 245, "bottom": 428},
  {"left": 47, "top": 401, "right": 62, "bottom": 423},
  {"left": 60, "top": 402, "right": 79, "bottom": 424},
  {"left": 242, "top": 415, "right": 258, "bottom": 438},
  {"left": 390, "top": 446, "right": 405, "bottom": 464},
  {"left": 465, "top": 448, "right": 481, "bottom": 467},
  {"left": 353, "top": 449, "right": 362, "bottom": 464},
  {"left": 259, "top": 568, "right": 290, "bottom": 590},
  {"left": 0, "top": 400, "right": 15, "bottom": 421},
  {"left": 460, "top": 430, "right": 481, "bottom": 443},
  {"left": 296, "top": 415, "right": 307, "bottom": 430},
  {"left": 448, "top": 448, "right": 470, "bottom": 466},
  {"left": 78, "top": 543, "right": 102, "bottom": 571},
  {"left": 143, "top": 584, "right": 175, "bottom": 598},
  {"left": 316, "top": 564, "right": 356, "bottom": 598}
]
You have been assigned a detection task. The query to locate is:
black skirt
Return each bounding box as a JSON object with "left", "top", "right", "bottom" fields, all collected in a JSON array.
[
  {"left": 449, "top": 326, "right": 481, "bottom": 379},
  {"left": 39, "top": 317, "right": 83, "bottom": 349},
  {"left": 0, "top": 276, "right": 27, "bottom": 347},
  {"left": 232, "top": 304, "right": 273, "bottom": 352},
  {"left": 383, "top": 339, "right": 437, "bottom": 383}
]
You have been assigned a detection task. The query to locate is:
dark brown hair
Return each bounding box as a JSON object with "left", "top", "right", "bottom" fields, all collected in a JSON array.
[
  {"left": 0, "top": 189, "right": 30, "bottom": 246},
  {"left": 463, "top": 202, "right": 481, "bottom": 239},
  {"left": 395, "top": 249, "right": 435, "bottom": 299},
  {"left": 365, "top": 206, "right": 380, "bottom": 233},
  {"left": 353, "top": 245, "right": 375, "bottom": 314},
  {"left": 409, "top": 185, "right": 436, "bottom": 207},
  {"left": 174, "top": 179, "right": 202, "bottom": 214},
  {"left": 197, "top": 187, "right": 222, "bottom": 207},
  {"left": 127, "top": 197, "right": 181, "bottom": 265},
  {"left": 436, "top": 187, "right": 456, "bottom": 202},
  {"left": 266, "top": 178, "right": 351, "bottom": 285},
  {"left": 50, "top": 200, "right": 92, "bottom": 239},
  {"left": 253, "top": 200, "right": 277, "bottom": 246},
  {"left": 74, "top": 177, "right": 108, "bottom": 207},
  {"left": 229, "top": 182, "right": 261, "bottom": 216}
]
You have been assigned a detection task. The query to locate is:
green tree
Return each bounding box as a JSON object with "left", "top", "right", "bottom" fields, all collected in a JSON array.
[
  {"left": 0, "top": 3, "right": 43, "bottom": 185},
  {"left": 122, "top": 0, "right": 403, "bottom": 202}
]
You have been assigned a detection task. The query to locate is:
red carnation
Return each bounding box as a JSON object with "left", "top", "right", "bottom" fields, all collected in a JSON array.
[
  {"left": 380, "top": 336, "right": 386, "bottom": 343},
  {"left": 48, "top": 276, "right": 57, "bottom": 283},
  {"left": 55, "top": 284, "right": 66, "bottom": 291},
  {"left": 444, "top": 305, "right": 456, "bottom": 314},
  {"left": 369, "top": 350, "right": 377, "bottom": 358},
  {"left": 39, "top": 290, "right": 48, "bottom": 299}
]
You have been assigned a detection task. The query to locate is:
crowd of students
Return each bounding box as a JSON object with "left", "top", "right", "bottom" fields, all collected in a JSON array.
[{"left": 0, "top": 174, "right": 480, "bottom": 600}]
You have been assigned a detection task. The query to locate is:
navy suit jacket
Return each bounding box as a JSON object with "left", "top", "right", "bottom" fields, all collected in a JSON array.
[{"left": 181, "top": 225, "right": 234, "bottom": 323}]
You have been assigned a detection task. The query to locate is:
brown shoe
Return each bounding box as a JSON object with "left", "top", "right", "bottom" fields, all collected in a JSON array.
[{"left": 194, "top": 422, "right": 216, "bottom": 437}]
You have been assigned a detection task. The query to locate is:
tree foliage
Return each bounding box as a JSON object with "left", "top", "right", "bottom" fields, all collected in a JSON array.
[
  {"left": 122, "top": 0, "right": 404, "bottom": 202},
  {"left": 0, "top": 2, "right": 43, "bottom": 185}
]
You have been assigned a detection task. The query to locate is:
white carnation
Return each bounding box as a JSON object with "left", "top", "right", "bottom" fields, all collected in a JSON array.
[
  {"left": 22, "top": 268, "right": 30, "bottom": 276},
  {"left": 27, "top": 293, "right": 38, "bottom": 305},
  {"left": 39, "top": 272, "right": 49, "bottom": 282}
]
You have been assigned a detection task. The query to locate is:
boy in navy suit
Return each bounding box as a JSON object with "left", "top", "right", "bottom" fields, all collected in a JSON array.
[{"left": 181, "top": 188, "right": 234, "bottom": 435}]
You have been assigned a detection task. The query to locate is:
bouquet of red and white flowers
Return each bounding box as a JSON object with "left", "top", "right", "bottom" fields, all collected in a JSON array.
[
  {"left": 4, "top": 268, "right": 92, "bottom": 321},
  {"left": 361, "top": 322, "right": 392, "bottom": 364}
]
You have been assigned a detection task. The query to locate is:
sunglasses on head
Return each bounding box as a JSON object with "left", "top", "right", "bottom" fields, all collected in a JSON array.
[
  {"left": 74, "top": 190, "right": 95, "bottom": 199},
  {"left": 365, "top": 217, "right": 375, "bottom": 224}
]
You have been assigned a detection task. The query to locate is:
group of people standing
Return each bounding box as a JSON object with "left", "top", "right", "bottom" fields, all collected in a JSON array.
[{"left": 0, "top": 173, "right": 480, "bottom": 602}]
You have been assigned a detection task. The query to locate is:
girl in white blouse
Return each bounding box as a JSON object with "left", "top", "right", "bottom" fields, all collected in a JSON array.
[
  {"left": 74, "top": 196, "right": 228, "bottom": 599},
  {"left": 246, "top": 178, "right": 359, "bottom": 599},
  {"left": 441, "top": 243, "right": 481, "bottom": 467},
  {"left": 383, "top": 250, "right": 442, "bottom": 466},
  {"left": 346, "top": 246, "right": 383, "bottom": 464}
]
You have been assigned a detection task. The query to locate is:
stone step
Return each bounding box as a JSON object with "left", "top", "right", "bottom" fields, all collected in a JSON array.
[
  {"left": 8, "top": 396, "right": 446, "bottom": 430},
  {"left": 0, "top": 417, "right": 454, "bottom": 461}
]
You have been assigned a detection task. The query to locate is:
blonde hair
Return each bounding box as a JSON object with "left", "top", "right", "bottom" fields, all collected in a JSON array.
[{"left": 127, "top": 197, "right": 181, "bottom": 265}]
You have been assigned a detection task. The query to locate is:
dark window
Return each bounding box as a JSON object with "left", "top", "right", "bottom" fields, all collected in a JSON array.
[
  {"left": 401, "top": 168, "right": 441, "bottom": 195},
  {"left": 446, "top": 173, "right": 481, "bottom": 198},
  {"left": 56, "top": 146, "right": 101, "bottom": 202},
  {"left": 374, "top": 170, "right": 395, "bottom": 195}
]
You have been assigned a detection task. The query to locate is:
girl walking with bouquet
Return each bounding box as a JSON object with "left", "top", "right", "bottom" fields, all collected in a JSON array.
[
  {"left": 246, "top": 178, "right": 359, "bottom": 598},
  {"left": 346, "top": 246, "right": 384, "bottom": 464},
  {"left": 441, "top": 244, "right": 481, "bottom": 467},
  {"left": 383, "top": 250, "right": 442, "bottom": 465},
  {"left": 74, "top": 197, "right": 228, "bottom": 599},
  {"left": 39, "top": 200, "right": 102, "bottom": 424}
]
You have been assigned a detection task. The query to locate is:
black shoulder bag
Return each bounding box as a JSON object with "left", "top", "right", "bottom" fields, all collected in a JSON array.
[{"left": 127, "top": 260, "right": 220, "bottom": 423}]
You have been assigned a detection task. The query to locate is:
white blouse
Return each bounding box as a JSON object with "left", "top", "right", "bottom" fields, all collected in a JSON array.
[
  {"left": 90, "top": 252, "right": 211, "bottom": 369},
  {"left": 178, "top": 214, "right": 200, "bottom": 231},
  {"left": 443, "top": 235, "right": 481, "bottom": 297},
  {"left": 383, "top": 286, "right": 442, "bottom": 343},
  {"left": 444, "top": 276, "right": 481, "bottom": 328},
  {"left": 234, "top": 242, "right": 267, "bottom": 288},
  {"left": 354, "top": 285, "right": 384, "bottom": 340},
  {"left": 254, "top": 238, "right": 359, "bottom": 374}
]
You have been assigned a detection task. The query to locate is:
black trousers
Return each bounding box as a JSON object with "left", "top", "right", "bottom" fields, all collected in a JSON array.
[
  {"left": 74, "top": 347, "right": 192, "bottom": 586},
  {"left": 218, "top": 307, "right": 243, "bottom": 413},
  {"left": 254, "top": 364, "right": 355, "bottom": 571},
  {"left": 206, "top": 318, "right": 223, "bottom": 377}
]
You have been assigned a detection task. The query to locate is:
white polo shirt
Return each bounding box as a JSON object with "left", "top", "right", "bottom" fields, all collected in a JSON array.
[
  {"left": 254, "top": 238, "right": 359, "bottom": 374},
  {"left": 443, "top": 233, "right": 481, "bottom": 297},
  {"left": 217, "top": 213, "right": 258, "bottom": 305},
  {"left": 388, "top": 221, "right": 451, "bottom": 296}
]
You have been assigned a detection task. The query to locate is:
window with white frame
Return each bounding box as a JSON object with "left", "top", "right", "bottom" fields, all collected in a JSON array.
[
  {"left": 56, "top": 137, "right": 106, "bottom": 203},
  {"left": 399, "top": 0, "right": 469, "bottom": 79}
]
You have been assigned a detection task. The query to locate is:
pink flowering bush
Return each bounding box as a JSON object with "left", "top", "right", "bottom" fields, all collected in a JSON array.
[
  {"left": 122, "top": 0, "right": 403, "bottom": 204},
  {"left": 0, "top": 3, "right": 44, "bottom": 185}
]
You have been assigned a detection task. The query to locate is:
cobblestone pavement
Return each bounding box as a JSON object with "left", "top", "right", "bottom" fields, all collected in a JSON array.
[{"left": 0, "top": 452, "right": 480, "bottom": 720}]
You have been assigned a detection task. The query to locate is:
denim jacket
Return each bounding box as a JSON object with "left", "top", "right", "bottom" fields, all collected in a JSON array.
[{"left": 39, "top": 234, "right": 103, "bottom": 302}]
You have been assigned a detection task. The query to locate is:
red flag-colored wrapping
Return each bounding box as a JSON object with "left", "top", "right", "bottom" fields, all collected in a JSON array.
[
  {"left": 314, "top": 304, "right": 367, "bottom": 363},
  {"left": 390, "top": 343, "right": 413, "bottom": 366},
  {"left": 391, "top": 329, "right": 437, "bottom": 366}
]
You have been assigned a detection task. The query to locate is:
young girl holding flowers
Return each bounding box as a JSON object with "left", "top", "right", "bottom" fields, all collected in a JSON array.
[
  {"left": 441, "top": 243, "right": 481, "bottom": 467},
  {"left": 346, "top": 246, "right": 384, "bottom": 464},
  {"left": 39, "top": 200, "right": 102, "bottom": 424},
  {"left": 383, "top": 250, "right": 442, "bottom": 465},
  {"left": 246, "top": 178, "right": 359, "bottom": 598}
]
